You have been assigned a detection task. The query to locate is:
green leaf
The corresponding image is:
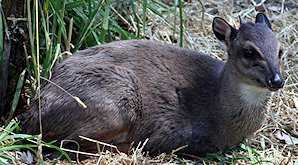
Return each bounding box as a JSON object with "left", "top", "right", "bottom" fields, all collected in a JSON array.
[
  {"left": 44, "top": 143, "right": 72, "bottom": 164},
  {"left": 74, "top": 0, "right": 104, "bottom": 51},
  {"left": 100, "top": 0, "right": 111, "bottom": 42},
  {"left": 8, "top": 69, "right": 26, "bottom": 120},
  {"left": 178, "top": 0, "right": 183, "bottom": 47},
  {"left": 109, "top": 21, "right": 138, "bottom": 40},
  {"left": 0, "top": 144, "right": 37, "bottom": 152},
  {"left": 103, "top": 0, "right": 111, "bottom": 31},
  {"left": 0, "top": 121, "right": 18, "bottom": 141},
  {"left": 146, "top": 2, "right": 163, "bottom": 18},
  {"left": 0, "top": 134, "right": 37, "bottom": 143},
  {"left": 246, "top": 146, "right": 254, "bottom": 162},
  {"left": 0, "top": 153, "right": 13, "bottom": 162},
  {"left": 65, "top": 1, "right": 85, "bottom": 10}
]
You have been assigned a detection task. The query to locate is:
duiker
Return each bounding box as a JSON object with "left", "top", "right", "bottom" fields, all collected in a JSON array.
[{"left": 22, "top": 13, "right": 284, "bottom": 156}]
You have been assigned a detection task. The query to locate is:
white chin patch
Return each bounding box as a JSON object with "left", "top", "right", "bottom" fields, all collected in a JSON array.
[{"left": 239, "top": 84, "right": 271, "bottom": 107}]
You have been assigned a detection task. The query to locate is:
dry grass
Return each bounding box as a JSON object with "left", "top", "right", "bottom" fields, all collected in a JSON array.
[
  {"left": 3, "top": 0, "right": 297, "bottom": 164},
  {"left": 150, "top": 1, "right": 298, "bottom": 164},
  {"left": 49, "top": 0, "right": 298, "bottom": 164}
]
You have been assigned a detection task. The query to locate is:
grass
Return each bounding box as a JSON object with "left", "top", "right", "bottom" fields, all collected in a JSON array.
[
  {"left": 0, "top": 0, "right": 297, "bottom": 164},
  {"left": 0, "top": 120, "right": 73, "bottom": 164},
  {"left": 1, "top": 0, "right": 184, "bottom": 164},
  {"left": 24, "top": 0, "right": 183, "bottom": 81},
  {"left": 0, "top": 120, "right": 37, "bottom": 164}
]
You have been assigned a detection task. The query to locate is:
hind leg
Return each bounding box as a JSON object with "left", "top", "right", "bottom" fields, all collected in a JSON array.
[
  {"left": 56, "top": 114, "right": 129, "bottom": 159},
  {"left": 25, "top": 65, "right": 142, "bottom": 158},
  {"left": 62, "top": 103, "right": 133, "bottom": 153},
  {"left": 64, "top": 65, "right": 142, "bottom": 150}
]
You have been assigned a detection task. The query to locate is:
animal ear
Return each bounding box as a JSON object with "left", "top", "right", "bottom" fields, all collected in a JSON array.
[
  {"left": 212, "top": 17, "right": 237, "bottom": 47},
  {"left": 255, "top": 13, "right": 272, "bottom": 29}
]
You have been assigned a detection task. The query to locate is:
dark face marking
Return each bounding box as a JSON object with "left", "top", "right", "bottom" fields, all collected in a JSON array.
[
  {"left": 212, "top": 14, "right": 285, "bottom": 91},
  {"left": 231, "top": 23, "right": 284, "bottom": 90}
]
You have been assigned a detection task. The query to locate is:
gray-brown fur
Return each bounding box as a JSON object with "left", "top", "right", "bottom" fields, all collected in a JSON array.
[{"left": 22, "top": 13, "right": 284, "bottom": 156}]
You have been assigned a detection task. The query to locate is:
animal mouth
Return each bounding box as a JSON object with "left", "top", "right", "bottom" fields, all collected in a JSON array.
[
  {"left": 267, "top": 86, "right": 280, "bottom": 92},
  {"left": 256, "top": 79, "right": 267, "bottom": 88},
  {"left": 265, "top": 79, "right": 285, "bottom": 92},
  {"left": 255, "top": 78, "right": 280, "bottom": 91}
]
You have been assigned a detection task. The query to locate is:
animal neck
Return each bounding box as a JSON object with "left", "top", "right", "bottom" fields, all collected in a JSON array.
[
  {"left": 216, "top": 63, "right": 272, "bottom": 145},
  {"left": 219, "top": 63, "right": 272, "bottom": 110}
]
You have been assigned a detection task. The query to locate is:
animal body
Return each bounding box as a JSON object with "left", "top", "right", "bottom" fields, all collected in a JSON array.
[{"left": 22, "top": 13, "right": 284, "bottom": 156}]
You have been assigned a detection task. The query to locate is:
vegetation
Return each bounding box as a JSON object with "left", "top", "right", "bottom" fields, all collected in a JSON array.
[
  {"left": 0, "top": 0, "right": 297, "bottom": 164},
  {"left": 25, "top": 0, "right": 184, "bottom": 81}
]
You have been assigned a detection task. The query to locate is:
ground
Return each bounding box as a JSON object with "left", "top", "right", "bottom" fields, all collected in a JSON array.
[
  {"left": 50, "top": 0, "right": 298, "bottom": 164},
  {"left": 1, "top": 0, "right": 297, "bottom": 164}
]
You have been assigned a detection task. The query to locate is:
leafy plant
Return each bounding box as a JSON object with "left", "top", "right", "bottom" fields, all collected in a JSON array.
[
  {"left": 26, "top": 0, "right": 180, "bottom": 84},
  {"left": 0, "top": 120, "right": 36, "bottom": 164},
  {"left": 0, "top": 120, "right": 72, "bottom": 164},
  {"left": 1, "top": 0, "right": 186, "bottom": 163}
]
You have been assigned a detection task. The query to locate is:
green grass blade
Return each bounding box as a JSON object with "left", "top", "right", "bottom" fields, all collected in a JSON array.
[
  {"left": 91, "top": 30, "right": 101, "bottom": 44},
  {"left": 39, "top": 1, "right": 50, "bottom": 50},
  {"left": 8, "top": 69, "right": 26, "bottom": 121},
  {"left": 44, "top": 143, "right": 73, "bottom": 164},
  {"left": 0, "top": 144, "right": 37, "bottom": 152},
  {"left": 72, "top": 7, "right": 88, "bottom": 21},
  {"left": 39, "top": 1, "right": 52, "bottom": 79},
  {"left": 173, "top": 0, "right": 177, "bottom": 35},
  {"left": 109, "top": 19, "right": 138, "bottom": 40},
  {"left": 57, "top": 0, "right": 66, "bottom": 45},
  {"left": 48, "top": 44, "right": 61, "bottom": 72},
  {"left": 65, "top": 1, "right": 85, "bottom": 10},
  {"left": 178, "top": 0, "right": 183, "bottom": 47},
  {"left": 74, "top": 0, "right": 104, "bottom": 51},
  {"left": 100, "top": 0, "right": 111, "bottom": 42},
  {"left": 247, "top": 146, "right": 254, "bottom": 161},
  {"left": 27, "top": 0, "right": 37, "bottom": 79},
  {"left": 49, "top": 1, "right": 68, "bottom": 44},
  {"left": 142, "top": 0, "right": 147, "bottom": 37},
  {"left": 52, "top": 155, "right": 63, "bottom": 165},
  {"left": 152, "top": 0, "right": 170, "bottom": 9},
  {"left": 0, "top": 121, "right": 17, "bottom": 141},
  {"left": 146, "top": 2, "right": 163, "bottom": 18},
  {"left": 0, "top": 153, "right": 13, "bottom": 161},
  {"left": 103, "top": 0, "right": 111, "bottom": 31},
  {"left": 131, "top": 0, "right": 140, "bottom": 37},
  {"left": 0, "top": 134, "right": 37, "bottom": 143}
]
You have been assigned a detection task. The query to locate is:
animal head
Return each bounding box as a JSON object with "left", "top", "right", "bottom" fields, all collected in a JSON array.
[{"left": 212, "top": 13, "right": 284, "bottom": 91}]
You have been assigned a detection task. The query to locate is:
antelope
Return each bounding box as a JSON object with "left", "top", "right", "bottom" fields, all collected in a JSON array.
[{"left": 22, "top": 13, "right": 284, "bottom": 157}]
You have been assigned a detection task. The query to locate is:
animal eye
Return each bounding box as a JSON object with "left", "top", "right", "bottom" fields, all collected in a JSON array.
[
  {"left": 252, "top": 62, "right": 265, "bottom": 69},
  {"left": 243, "top": 49, "right": 255, "bottom": 59}
]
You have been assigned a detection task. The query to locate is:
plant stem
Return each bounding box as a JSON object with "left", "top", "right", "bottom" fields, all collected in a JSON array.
[{"left": 178, "top": 0, "right": 183, "bottom": 47}]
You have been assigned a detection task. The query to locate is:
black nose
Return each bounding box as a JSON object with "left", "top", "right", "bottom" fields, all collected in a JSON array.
[{"left": 268, "top": 73, "right": 285, "bottom": 90}]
